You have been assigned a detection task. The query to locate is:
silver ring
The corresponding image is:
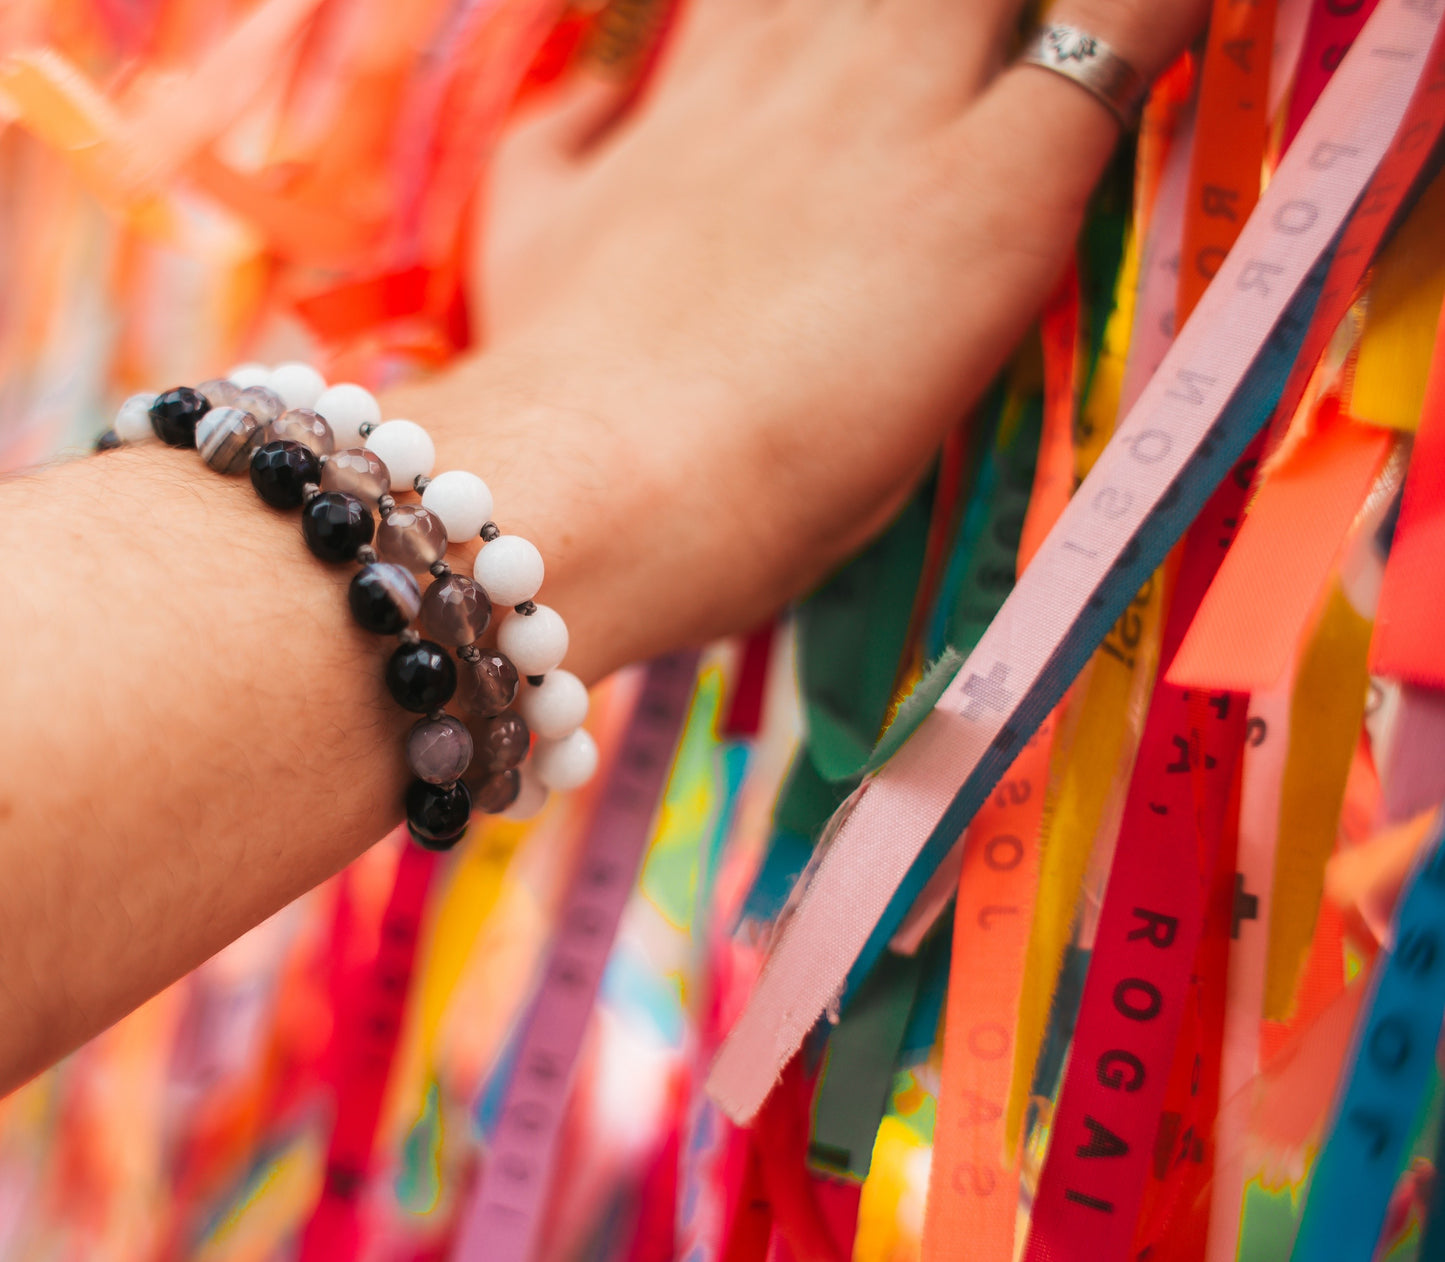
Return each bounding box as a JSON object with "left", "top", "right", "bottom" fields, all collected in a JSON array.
[{"left": 1019, "top": 24, "right": 1147, "bottom": 129}]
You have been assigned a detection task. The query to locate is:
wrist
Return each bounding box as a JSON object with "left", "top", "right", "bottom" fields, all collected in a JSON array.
[{"left": 378, "top": 343, "right": 692, "bottom": 685}]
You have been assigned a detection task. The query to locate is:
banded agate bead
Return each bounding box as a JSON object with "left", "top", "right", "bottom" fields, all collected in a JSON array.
[
  {"left": 349, "top": 563, "right": 421, "bottom": 635},
  {"left": 195, "top": 406, "right": 265, "bottom": 474}
]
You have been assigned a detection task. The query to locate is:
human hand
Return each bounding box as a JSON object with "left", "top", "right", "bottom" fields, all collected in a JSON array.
[{"left": 404, "top": 0, "right": 1209, "bottom": 682}]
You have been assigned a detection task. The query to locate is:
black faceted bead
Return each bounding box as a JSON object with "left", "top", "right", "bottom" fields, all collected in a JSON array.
[
  {"left": 149, "top": 386, "right": 211, "bottom": 447},
  {"left": 93, "top": 429, "right": 122, "bottom": 452},
  {"left": 250, "top": 440, "right": 321, "bottom": 509},
  {"left": 349, "top": 564, "right": 421, "bottom": 635},
  {"left": 386, "top": 639, "right": 457, "bottom": 713},
  {"left": 406, "top": 778, "right": 472, "bottom": 850},
  {"left": 302, "top": 491, "right": 375, "bottom": 563}
]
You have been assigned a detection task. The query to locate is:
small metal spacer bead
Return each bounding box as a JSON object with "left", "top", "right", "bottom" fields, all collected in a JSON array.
[
  {"left": 429, "top": 560, "right": 451, "bottom": 578},
  {"left": 399, "top": 628, "right": 421, "bottom": 645},
  {"left": 479, "top": 522, "right": 501, "bottom": 542},
  {"left": 377, "top": 493, "right": 396, "bottom": 517},
  {"left": 302, "top": 482, "right": 323, "bottom": 503},
  {"left": 527, "top": 674, "right": 546, "bottom": 687},
  {"left": 413, "top": 474, "right": 431, "bottom": 494},
  {"left": 427, "top": 709, "right": 446, "bottom": 723},
  {"left": 515, "top": 601, "right": 537, "bottom": 616},
  {"left": 358, "top": 420, "right": 377, "bottom": 438},
  {"left": 457, "top": 644, "right": 483, "bottom": 663},
  {"left": 355, "top": 544, "right": 378, "bottom": 565},
  {"left": 317, "top": 452, "right": 330, "bottom": 466},
  {"left": 94, "top": 429, "right": 122, "bottom": 453}
]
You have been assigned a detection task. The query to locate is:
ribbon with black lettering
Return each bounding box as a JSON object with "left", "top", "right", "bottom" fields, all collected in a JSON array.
[
  {"left": 450, "top": 651, "right": 699, "bottom": 1262},
  {"left": 707, "top": 0, "right": 1443, "bottom": 1128},
  {"left": 1288, "top": 814, "right": 1445, "bottom": 1261},
  {"left": 1020, "top": 435, "right": 1252, "bottom": 1262}
]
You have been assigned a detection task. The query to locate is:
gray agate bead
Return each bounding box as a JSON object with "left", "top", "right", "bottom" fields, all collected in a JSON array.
[
  {"left": 349, "top": 562, "right": 421, "bottom": 634},
  {"left": 407, "top": 714, "right": 474, "bottom": 786},
  {"left": 376, "top": 503, "right": 448, "bottom": 571},
  {"left": 322, "top": 447, "right": 390, "bottom": 505},
  {"left": 195, "top": 406, "right": 264, "bottom": 473},
  {"left": 196, "top": 378, "right": 241, "bottom": 409},
  {"left": 272, "top": 407, "right": 334, "bottom": 456},
  {"left": 422, "top": 574, "right": 492, "bottom": 646},
  {"left": 234, "top": 384, "right": 285, "bottom": 426}
]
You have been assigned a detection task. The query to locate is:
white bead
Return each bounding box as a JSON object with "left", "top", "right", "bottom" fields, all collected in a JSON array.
[
  {"left": 314, "top": 382, "right": 381, "bottom": 448},
  {"left": 227, "top": 362, "right": 271, "bottom": 389},
  {"left": 365, "top": 418, "right": 435, "bottom": 487},
  {"left": 423, "top": 470, "right": 493, "bottom": 541},
  {"left": 114, "top": 392, "right": 157, "bottom": 443},
  {"left": 267, "top": 361, "right": 326, "bottom": 410},
  {"left": 497, "top": 605, "right": 569, "bottom": 675},
  {"left": 473, "top": 535, "right": 544, "bottom": 606},
  {"left": 533, "top": 729, "right": 598, "bottom": 792},
  {"left": 517, "top": 670, "right": 589, "bottom": 740},
  {"left": 503, "top": 771, "right": 549, "bottom": 820}
]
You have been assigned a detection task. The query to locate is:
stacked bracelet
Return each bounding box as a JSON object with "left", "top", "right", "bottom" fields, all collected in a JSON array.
[{"left": 96, "top": 361, "right": 598, "bottom": 851}]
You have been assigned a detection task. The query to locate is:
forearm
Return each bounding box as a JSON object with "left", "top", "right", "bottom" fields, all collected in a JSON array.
[{"left": 0, "top": 353, "right": 618, "bottom": 1090}]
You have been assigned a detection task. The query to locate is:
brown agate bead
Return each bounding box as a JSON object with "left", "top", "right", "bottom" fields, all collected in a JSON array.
[
  {"left": 462, "top": 651, "right": 520, "bottom": 718},
  {"left": 422, "top": 574, "right": 492, "bottom": 646},
  {"left": 470, "top": 768, "right": 521, "bottom": 814},
  {"left": 376, "top": 503, "right": 448, "bottom": 570},
  {"left": 465, "top": 711, "right": 530, "bottom": 776},
  {"left": 272, "top": 407, "right": 334, "bottom": 456}
]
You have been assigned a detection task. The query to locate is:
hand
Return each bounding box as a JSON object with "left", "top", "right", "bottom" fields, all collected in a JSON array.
[
  {"left": 0, "top": 0, "right": 1208, "bottom": 1089},
  {"left": 407, "top": 0, "right": 1207, "bottom": 681}
]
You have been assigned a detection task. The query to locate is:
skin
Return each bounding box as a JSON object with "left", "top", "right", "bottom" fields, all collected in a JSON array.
[{"left": 0, "top": 0, "right": 1204, "bottom": 1091}]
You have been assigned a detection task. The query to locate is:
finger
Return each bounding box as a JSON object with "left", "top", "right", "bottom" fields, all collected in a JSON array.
[
  {"left": 877, "top": 0, "right": 1030, "bottom": 100},
  {"left": 951, "top": 0, "right": 1209, "bottom": 253}
]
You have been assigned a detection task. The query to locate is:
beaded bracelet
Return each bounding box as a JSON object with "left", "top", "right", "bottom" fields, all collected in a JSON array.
[{"left": 96, "top": 361, "right": 598, "bottom": 851}]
